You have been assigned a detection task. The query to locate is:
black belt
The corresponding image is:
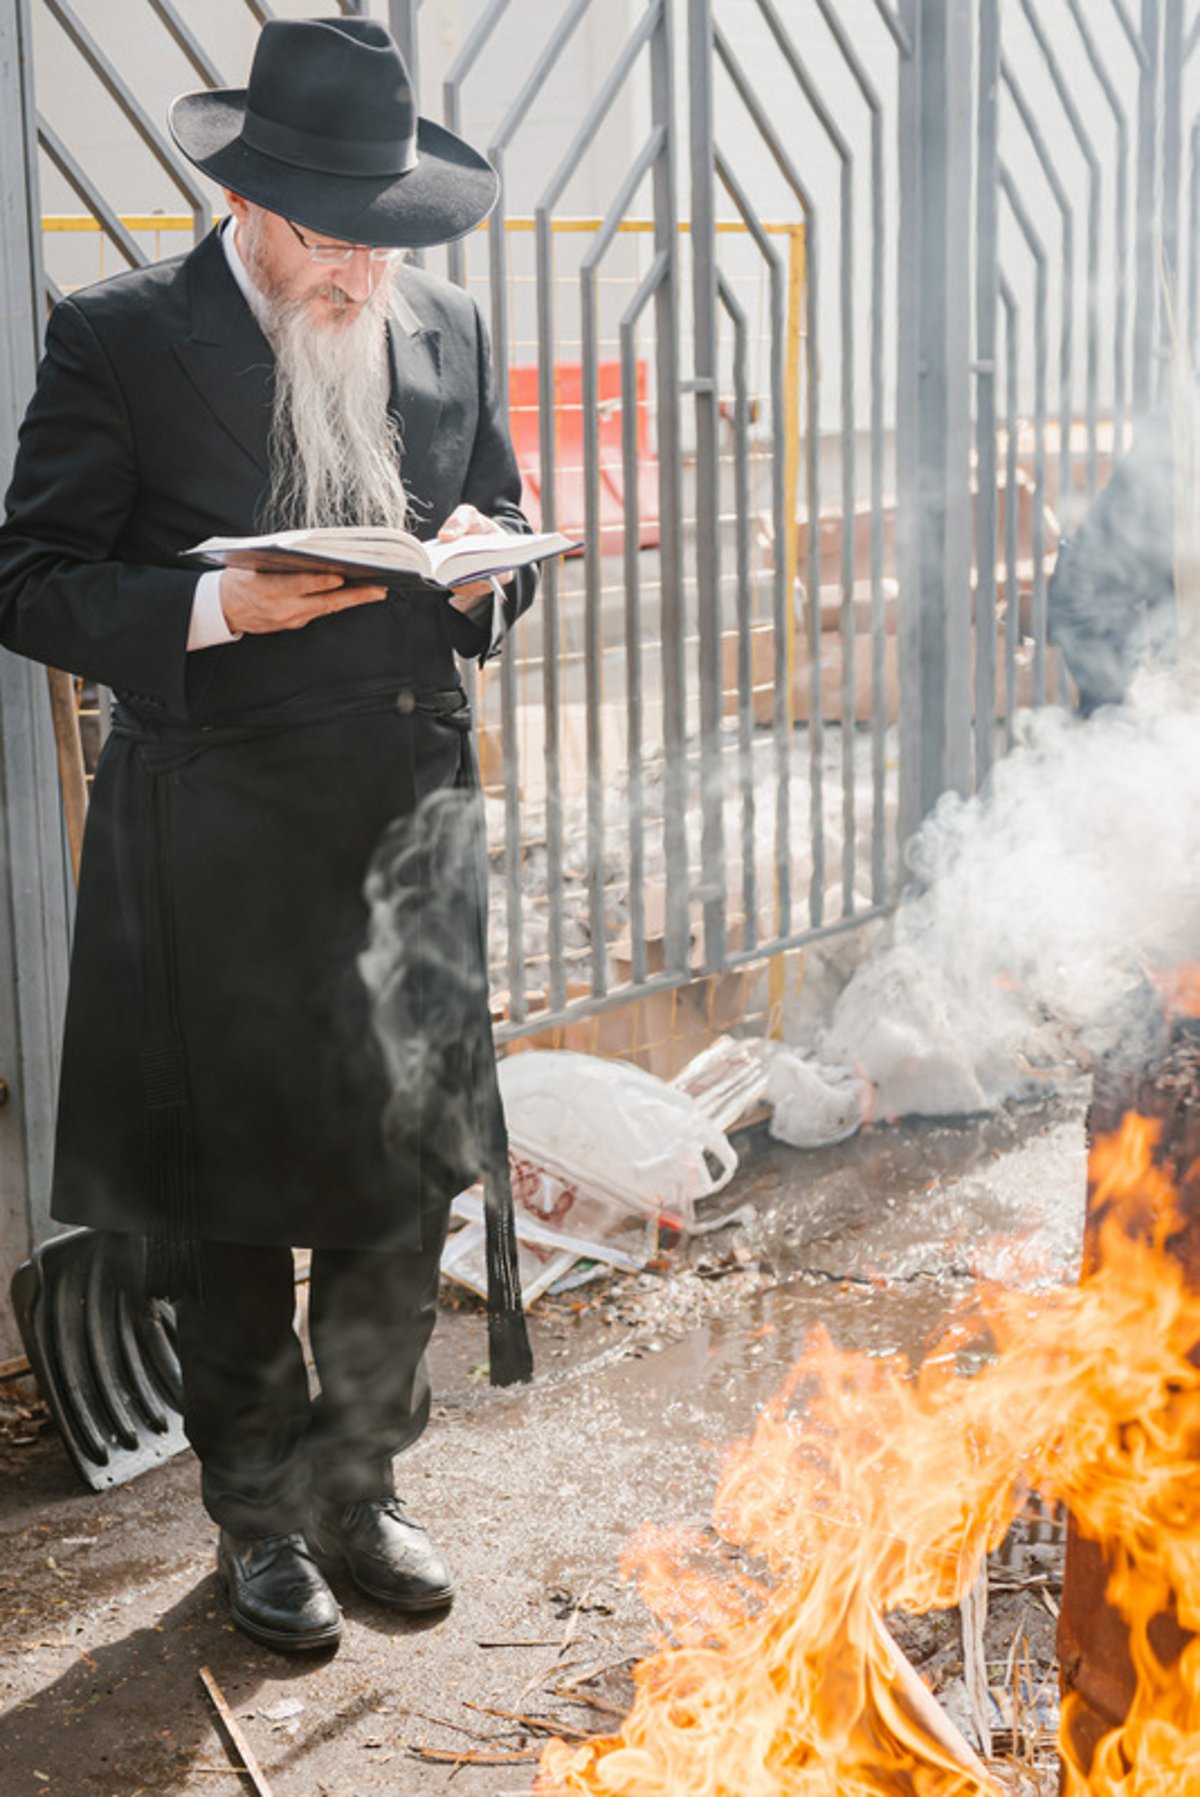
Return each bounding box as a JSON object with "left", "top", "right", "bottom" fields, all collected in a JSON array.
[
  {"left": 115, "top": 684, "right": 532, "bottom": 1386},
  {"left": 112, "top": 681, "right": 470, "bottom": 756}
]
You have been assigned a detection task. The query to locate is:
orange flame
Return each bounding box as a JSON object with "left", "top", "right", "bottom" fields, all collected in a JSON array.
[
  {"left": 1147, "top": 962, "right": 1200, "bottom": 1020},
  {"left": 538, "top": 1114, "right": 1200, "bottom": 1795}
]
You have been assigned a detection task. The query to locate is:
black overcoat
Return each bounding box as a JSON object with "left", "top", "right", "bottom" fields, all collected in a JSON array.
[{"left": 0, "top": 226, "right": 535, "bottom": 1256}]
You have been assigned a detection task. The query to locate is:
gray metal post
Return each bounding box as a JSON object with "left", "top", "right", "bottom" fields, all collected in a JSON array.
[
  {"left": 975, "top": 0, "right": 1000, "bottom": 789},
  {"left": 388, "top": 0, "right": 419, "bottom": 91},
  {"left": 942, "top": 0, "right": 973, "bottom": 796},
  {"left": 1133, "top": 0, "right": 1159, "bottom": 414},
  {"left": 896, "top": 0, "right": 974, "bottom": 845},
  {"left": 1161, "top": 0, "right": 1184, "bottom": 380},
  {"left": 687, "top": 0, "right": 725, "bottom": 970},
  {"left": 0, "top": 0, "right": 72, "bottom": 1357}
]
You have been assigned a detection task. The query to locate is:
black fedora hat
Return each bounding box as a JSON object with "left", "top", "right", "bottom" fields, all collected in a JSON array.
[{"left": 169, "top": 16, "right": 498, "bottom": 250}]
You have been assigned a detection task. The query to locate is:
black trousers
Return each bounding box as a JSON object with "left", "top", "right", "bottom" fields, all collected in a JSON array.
[{"left": 174, "top": 1224, "right": 448, "bottom": 1540}]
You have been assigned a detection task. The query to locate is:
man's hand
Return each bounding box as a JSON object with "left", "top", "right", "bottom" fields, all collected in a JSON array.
[
  {"left": 438, "top": 503, "right": 516, "bottom": 610},
  {"left": 219, "top": 567, "right": 388, "bottom": 635}
]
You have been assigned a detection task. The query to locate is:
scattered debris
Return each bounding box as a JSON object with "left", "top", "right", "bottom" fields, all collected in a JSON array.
[
  {"left": 763, "top": 1050, "right": 866, "bottom": 1148},
  {"left": 499, "top": 1049, "right": 738, "bottom": 1238},
  {"left": 462, "top": 1701, "right": 592, "bottom": 1741},
  {"left": 198, "top": 1665, "right": 275, "bottom": 1797},
  {"left": 961, "top": 1567, "right": 992, "bottom": 1753},
  {"left": 260, "top": 1696, "right": 304, "bottom": 1725},
  {"left": 669, "top": 1034, "right": 772, "bottom": 1133},
  {"left": 873, "top": 1612, "right": 1003, "bottom": 1792},
  {"left": 407, "top": 1744, "right": 541, "bottom": 1765}
]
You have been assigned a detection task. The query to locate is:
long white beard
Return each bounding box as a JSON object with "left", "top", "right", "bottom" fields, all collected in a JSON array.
[{"left": 241, "top": 224, "right": 412, "bottom": 532}]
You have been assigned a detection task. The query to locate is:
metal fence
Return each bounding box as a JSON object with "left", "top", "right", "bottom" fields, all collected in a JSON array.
[
  {"left": 967, "top": 0, "right": 1200, "bottom": 792},
  {"left": 4, "top": 0, "right": 1200, "bottom": 1342},
  {"left": 24, "top": 0, "right": 919, "bottom": 1062}
]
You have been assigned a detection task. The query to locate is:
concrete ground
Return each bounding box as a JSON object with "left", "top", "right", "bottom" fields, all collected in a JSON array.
[{"left": 0, "top": 1096, "right": 1087, "bottom": 1797}]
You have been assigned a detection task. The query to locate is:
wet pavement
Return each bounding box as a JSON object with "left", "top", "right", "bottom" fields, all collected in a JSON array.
[{"left": 0, "top": 1094, "right": 1087, "bottom": 1797}]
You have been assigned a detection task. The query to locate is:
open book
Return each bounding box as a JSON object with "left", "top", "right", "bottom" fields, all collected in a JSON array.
[{"left": 184, "top": 524, "right": 579, "bottom": 588}]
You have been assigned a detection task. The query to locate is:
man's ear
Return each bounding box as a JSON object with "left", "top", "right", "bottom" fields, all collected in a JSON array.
[{"left": 223, "top": 189, "right": 250, "bottom": 226}]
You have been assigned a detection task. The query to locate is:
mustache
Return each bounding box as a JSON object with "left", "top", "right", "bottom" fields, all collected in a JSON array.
[{"left": 321, "top": 283, "right": 366, "bottom": 311}]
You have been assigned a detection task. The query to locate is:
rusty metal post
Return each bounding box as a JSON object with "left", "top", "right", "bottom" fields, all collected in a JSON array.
[{"left": 1057, "top": 1018, "right": 1200, "bottom": 1773}]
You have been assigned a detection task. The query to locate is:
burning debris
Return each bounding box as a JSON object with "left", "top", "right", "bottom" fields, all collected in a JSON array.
[{"left": 533, "top": 982, "right": 1200, "bottom": 1795}]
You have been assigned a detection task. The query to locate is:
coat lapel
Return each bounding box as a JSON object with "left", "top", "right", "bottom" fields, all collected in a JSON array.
[
  {"left": 388, "top": 275, "right": 442, "bottom": 503},
  {"left": 173, "top": 229, "right": 274, "bottom": 477}
]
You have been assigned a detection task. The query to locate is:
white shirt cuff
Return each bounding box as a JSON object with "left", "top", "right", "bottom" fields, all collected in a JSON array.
[{"left": 188, "top": 570, "right": 242, "bottom": 651}]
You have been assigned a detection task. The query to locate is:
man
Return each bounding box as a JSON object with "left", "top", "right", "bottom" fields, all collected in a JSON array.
[
  {"left": 1048, "top": 406, "right": 1176, "bottom": 713},
  {"left": 0, "top": 16, "right": 533, "bottom": 1654}
]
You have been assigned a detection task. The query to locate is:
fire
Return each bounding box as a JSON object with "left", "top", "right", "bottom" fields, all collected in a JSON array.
[
  {"left": 537, "top": 1113, "right": 1200, "bottom": 1795},
  {"left": 1146, "top": 961, "right": 1200, "bottom": 1020}
]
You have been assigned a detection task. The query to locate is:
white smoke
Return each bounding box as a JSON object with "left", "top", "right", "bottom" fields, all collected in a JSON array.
[{"left": 817, "top": 671, "right": 1200, "bottom": 1119}]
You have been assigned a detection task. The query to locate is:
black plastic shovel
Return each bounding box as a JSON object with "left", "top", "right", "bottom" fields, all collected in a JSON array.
[
  {"left": 11, "top": 1226, "right": 188, "bottom": 1489},
  {"left": 7, "top": 676, "right": 187, "bottom": 1489}
]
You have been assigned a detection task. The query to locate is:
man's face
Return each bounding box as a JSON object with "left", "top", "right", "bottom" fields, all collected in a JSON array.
[{"left": 225, "top": 191, "right": 395, "bottom": 328}]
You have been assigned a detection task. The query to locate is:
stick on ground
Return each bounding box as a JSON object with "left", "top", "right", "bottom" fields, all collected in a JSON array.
[{"left": 198, "top": 1666, "right": 275, "bottom": 1797}]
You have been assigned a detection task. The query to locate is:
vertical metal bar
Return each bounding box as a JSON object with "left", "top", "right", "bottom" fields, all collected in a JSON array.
[
  {"left": 837, "top": 159, "right": 857, "bottom": 914},
  {"left": 488, "top": 175, "right": 525, "bottom": 1024},
  {"left": 620, "top": 318, "right": 647, "bottom": 986},
  {"left": 867, "top": 103, "right": 887, "bottom": 906},
  {"left": 0, "top": 0, "right": 72, "bottom": 1326},
  {"left": 998, "top": 63, "right": 1076, "bottom": 537},
  {"left": 718, "top": 276, "right": 757, "bottom": 954},
  {"left": 580, "top": 267, "right": 606, "bottom": 998},
  {"left": 1001, "top": 169, "right": 1050, "bottom": 704},
  {"left": 1190, "top": 121, "right": 1200, "bottom": 358},
  {"left": 795, "top": 223, "right": 814, "bottom": 938},
  {"left": 751, "top": 1, "right": 857, "bottom": 924},
  {"left": 942, "top": 0, "right": 973, "bottom": 792},
  {"left": 1115, "top": 113, "right": 1131, "bottom": 457},
  {"left": 1084, "top": 138, "right": 1101, "bottom": 514},
  {"left": 1066, "top": 0, "right": 1132, "bottom": 473},
  {"left": 809, "top": 0, "right": 889, "bottom": 905},
  {"left": 388, "top": 0, "right": 419, "bottom": 93},
  {"left": 534, "top": 211, "right": 567, "bottom": 1012},
  {"left": 1133, "top": 0, "right": 1159, "bottom": 413},
  {"left": 912, "top": 0, "right": 947, "bottom": 816},
  {"left": 442, "top": 0, "right": 512, "bottom": 290},
  {"left": 687, "top": 0, "right": 725, "bottom": 972},
  {"left": 499, "top": 615, "right": 526, "bottom": 1024},
  {"left": 1162, "top": 0, "right": 1185, "bottom": 377},
  {"left": 898, "top": 0, "right": 973, "bottom": 828},
  {"left": 1000, "top": 279, "right": 1021, "bottom": 746},
  {"left": 895, "top": 0, "right": 922, "bottom": 849},
  {"left": 716, "top": 150, "right": 793, "bottom": 963},
  {"left": 975, "top": 0, "right": 1000, "bottom": 788},
  {"left": 1032, "top": 262, "right": 1049, "bottom": 706}
]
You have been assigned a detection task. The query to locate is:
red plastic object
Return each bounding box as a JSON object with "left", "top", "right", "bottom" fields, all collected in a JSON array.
[{"left": 508, "top": 360, "right": 660, "bottom": 553}]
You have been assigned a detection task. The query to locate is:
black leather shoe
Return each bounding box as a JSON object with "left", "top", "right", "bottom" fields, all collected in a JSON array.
[
  {"left": 218, "top": 1529, "right": 343, "bottom": 1652},
  {"left": 310, "top": 1497, "right": 454, "bottom": 1612}
]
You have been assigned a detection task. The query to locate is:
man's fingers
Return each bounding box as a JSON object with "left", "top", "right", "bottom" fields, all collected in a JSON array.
[
  {"left": 438, "top": 503, "right": 488, "bottom": 542},
  {"left": 219, "top": 565, "right": 389, "bottom": 633},
  {"left": 332, "top": 583, "right": 388, "bottom": 608}
]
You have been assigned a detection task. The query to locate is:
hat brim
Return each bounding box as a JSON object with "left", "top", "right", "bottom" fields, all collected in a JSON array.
[{"left": 169, "top": 90, "right": 498, "bottom": 249}]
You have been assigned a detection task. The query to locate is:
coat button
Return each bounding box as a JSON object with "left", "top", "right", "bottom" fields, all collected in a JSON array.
[{"left": 396, "top": 688, "right": 416, "bottom": 715}]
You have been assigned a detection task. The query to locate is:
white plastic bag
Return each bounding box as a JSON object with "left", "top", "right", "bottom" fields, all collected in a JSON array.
[
  {"left": 762, "top": 1051, "right": 866, "bottom": 1149},
  {"left": 498, "top": 1050, "right": 738, "bottom": 1238}
]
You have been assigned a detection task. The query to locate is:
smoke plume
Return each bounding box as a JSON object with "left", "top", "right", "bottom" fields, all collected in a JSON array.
[{"left": 818, "top": 671, "right": 1200, "bottom": 1117}]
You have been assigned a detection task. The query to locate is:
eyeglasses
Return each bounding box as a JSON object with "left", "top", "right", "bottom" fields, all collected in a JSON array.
[{"left": 284, "top": 218, "right": 400, "bottom": 266}]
